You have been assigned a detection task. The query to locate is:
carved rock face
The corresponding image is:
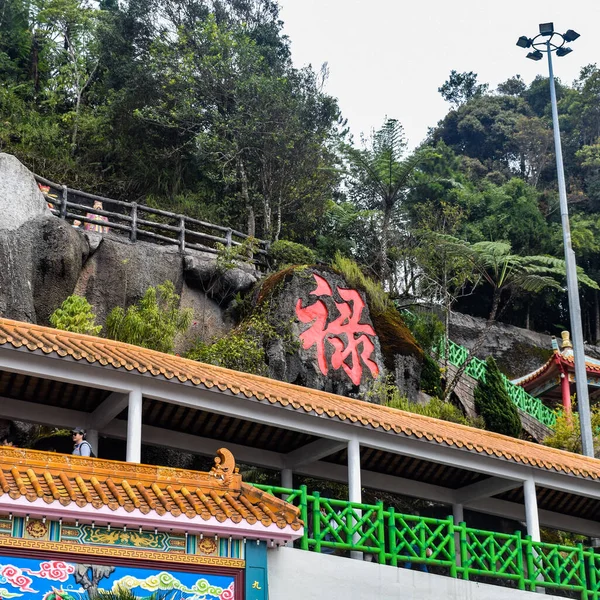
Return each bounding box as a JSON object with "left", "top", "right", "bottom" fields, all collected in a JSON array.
[{"left": 261, "top": 268, "right": 387, "bottom": 398}]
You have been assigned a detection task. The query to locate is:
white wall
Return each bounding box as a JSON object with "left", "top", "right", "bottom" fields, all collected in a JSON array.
[{"left": 268, "top": 547, "right": 562, "bottom": 600}]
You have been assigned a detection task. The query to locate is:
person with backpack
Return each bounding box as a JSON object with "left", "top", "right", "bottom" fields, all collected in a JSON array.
[{"left": 72, "top": 428, "right": 95, "bottom": 457}]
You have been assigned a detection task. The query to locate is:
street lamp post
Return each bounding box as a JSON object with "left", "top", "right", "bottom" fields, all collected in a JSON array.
[{"left": 516, "top": 23, "right": 594, "bottom": 458}]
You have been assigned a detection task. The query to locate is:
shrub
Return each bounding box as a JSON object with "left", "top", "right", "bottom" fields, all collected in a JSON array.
[
  {"left": 543, "top": 406, "right": 600, "bottom": 455},
  {"left": 331, "top": 252, "right": 388, "bottom": 315},
  {"left": 106, "top": 281, "right": 192, "bottom": 353},
  {"left": 186, "top": 311, "right": 297, "bottom": 376},
  {"left": 49, "top": 295, "right": 102, "bottom": 335},
  {"left": 216, "top": 237, "right": 259, "bottom": 271},
  {"left": 401, "top": 310, "right": 444, "bottom": 351},
  {"left": 268, "top": 240, "right": 316, "bottom": 269},
  {"left": 474, "top": 356, "right": 521, "bottom": 437},
  {"left": 366, "top": 377, "right": 484, "bottom": 428},
  {"left": 420, "top": 355, "right": 443, "bottom": 397}
]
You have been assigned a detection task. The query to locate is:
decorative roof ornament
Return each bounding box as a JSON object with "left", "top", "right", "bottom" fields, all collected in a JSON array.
[
  {"left": 561, "top": 331, "right": 573, "bottom": 350},
  {"left": 209, "top": 447, "right": 238, "bottom": 484}
]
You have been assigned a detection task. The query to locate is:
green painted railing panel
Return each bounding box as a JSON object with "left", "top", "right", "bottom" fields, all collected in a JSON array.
[
  {"left": 255, "top": 485, "right": 600, "bottom": 599},
  {"left": 437, "top": 337, "right": 556, "bottom": 428}
]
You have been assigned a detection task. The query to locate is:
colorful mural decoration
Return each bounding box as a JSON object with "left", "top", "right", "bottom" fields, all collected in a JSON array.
[
  {"left": 0, "top": 555, "right": 235, "bottom": 599},
  {"left": 296, "top": 273, "right": 380, "bottom": 385}
]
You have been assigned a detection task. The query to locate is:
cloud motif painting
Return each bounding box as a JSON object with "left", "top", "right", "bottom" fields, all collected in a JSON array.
[{"left": 0, "top": 556, "right": 234, "bottom": 599}]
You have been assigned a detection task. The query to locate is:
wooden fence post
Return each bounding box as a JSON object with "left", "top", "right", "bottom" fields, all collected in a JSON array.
[
  {"left": 130, "top": 202, "right": 138, "bottom": 242},
  {"left": 226, "top": 228, "right": 233, "bottom": 248},
  {"left": 179, "top": 216, "right": 186, "bottom": 253},
  {"left": 60, "top": 185, "right": 68, "bottom": 220}
]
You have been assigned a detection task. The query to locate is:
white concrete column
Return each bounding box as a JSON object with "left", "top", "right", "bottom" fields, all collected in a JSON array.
[
  {"left": 452, "top": 503, "right": 464, "bottom": 524},
  {"left": 281, "top": 468, "right": 294, "bottom": 547},
  {"left": 126, "top": 389, "right": 143, "bottom": 463},
  {"left": 347, "top": 439, "right": 362, "bottom": 560},
  {"left": 452, "top": 503, "right": 464, "bottom": 567},
  {"left": 347, "top": 439, "right": 362, "bottom": 504},
  {"left": 281, "top": 468, "right": 293, "bottom": 490},
  {"left": 86, "top": 429, "right": 99, "bottom": 455},
  {"left": 523, "top": 478, "right": 540, "bottom": 542}
]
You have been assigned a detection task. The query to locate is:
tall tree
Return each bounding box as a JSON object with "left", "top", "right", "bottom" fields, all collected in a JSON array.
[{"left": 344, "top": 118, "right": 431, "bottom": 284}]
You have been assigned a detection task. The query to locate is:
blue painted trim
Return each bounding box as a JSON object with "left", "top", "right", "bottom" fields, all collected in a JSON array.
[{"left": 245, "top": 541, "right": 268, "bottom": 600}]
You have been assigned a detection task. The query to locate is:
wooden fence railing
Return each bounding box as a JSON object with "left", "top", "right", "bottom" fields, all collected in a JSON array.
[{"left": 34, "top": 174, "right": 269, "bottom": 265}]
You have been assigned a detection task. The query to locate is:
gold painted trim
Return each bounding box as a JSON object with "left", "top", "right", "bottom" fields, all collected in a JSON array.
[{"left": 0, "top": 537, "right": 245, "bottom": 568}]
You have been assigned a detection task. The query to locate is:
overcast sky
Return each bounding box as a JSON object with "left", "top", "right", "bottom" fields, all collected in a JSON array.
[{"left": 278, "top": 0, "right": 599, "bottom": 149}]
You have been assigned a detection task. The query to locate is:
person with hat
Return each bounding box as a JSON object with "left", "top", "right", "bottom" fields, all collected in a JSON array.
[{"left": 72, "top": 428, "right": 94, "bottom": 457}]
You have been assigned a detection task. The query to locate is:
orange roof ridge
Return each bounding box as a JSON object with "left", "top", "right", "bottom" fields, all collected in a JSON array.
[
  {"left": 0, "top": 445, "right": 302, "bottom": 532},
  {"left": 1, "top": 318, "right": 600, "bottom": 480}
]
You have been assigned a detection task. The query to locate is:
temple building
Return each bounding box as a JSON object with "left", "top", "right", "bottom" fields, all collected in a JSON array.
[
  {"left": 513, "top": 330, "right": 600, "bottom": 416},
  {"left": 0, "top": 445, "right": 301, "bottom": 599}
]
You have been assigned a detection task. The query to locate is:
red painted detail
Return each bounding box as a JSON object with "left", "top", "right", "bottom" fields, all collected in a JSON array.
[
  {"left": 310, "top": 273, "right": 333, "bottom": 296},
  {"left": 295, "top": 275, "right": 380, "bottom": 386}
]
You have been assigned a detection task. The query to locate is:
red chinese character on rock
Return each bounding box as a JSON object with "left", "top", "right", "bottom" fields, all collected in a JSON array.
[{"left": 295, "top": 274, "right": 380, "bottom": 385}]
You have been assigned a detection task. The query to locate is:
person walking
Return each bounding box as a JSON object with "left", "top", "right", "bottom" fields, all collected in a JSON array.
[{"left": 72, "top": 428, "right": 94, "bottom": 457}]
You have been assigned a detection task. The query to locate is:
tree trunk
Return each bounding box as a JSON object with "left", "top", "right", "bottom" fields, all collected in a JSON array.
[
  {"left": 595, "top": 290, "right": 600, "bottom": 344},
  {"left": 443, "top": 289, "right": 501, "bottom": 402},
  {"left": 380, "top": 202, "right": 392, "bottom": 284},
  {"left": 238, "top": 159, "right": 255, "bottom": 237},
  {"left": 274, "top": 194, "right": 282, "bottom": 242}
]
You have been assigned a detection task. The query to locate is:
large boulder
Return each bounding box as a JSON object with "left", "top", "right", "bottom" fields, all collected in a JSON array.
[
  {"left": 0, "top": 153, "right": 51, "bottom": 231},
  {"left": 257, "top": 268, "right": 390, "bottom": 398},
  {"left": 74, "top": 237, "right": 184, "bottom": 324},
  {"left": 184, "top": 252, "right": 258, "bottom": 304},
  {"left": 0, "top": 215, "right": 89, "bottom": 323}
]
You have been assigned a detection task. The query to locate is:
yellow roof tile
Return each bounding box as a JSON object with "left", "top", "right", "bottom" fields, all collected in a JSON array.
[
  {"left": 1, "top": 318, "right": 600, "bottom": 480},
  {"left": 0, "top": 446, "right": 301, "bottom": 530}
]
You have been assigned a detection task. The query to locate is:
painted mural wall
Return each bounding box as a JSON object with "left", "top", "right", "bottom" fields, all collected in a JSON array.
[{"left": 0, "top": 555, "right": 234, "bottom": 599}]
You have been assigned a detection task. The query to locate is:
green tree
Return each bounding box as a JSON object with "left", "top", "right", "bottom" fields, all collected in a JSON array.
[
  {"left": 50, "top": 295, "right": 102, "bottom": 335},
  {"left": 437, "top": 237, "right": 598, "bottom": 399},
  {"left": 106, "top": 281, "right": 192, "bottom": 353},
  {"left": 474, "top": 356, "right": 521, "bottom": 437},
  {"left": 438, "top": 70, "right": 489, "bottom": 108},
  {"left": 543, "top": 407, "right": 600, "bottom": 457},
  {"left": 343, "top": 118, "right": 431, "bottom": 283}
]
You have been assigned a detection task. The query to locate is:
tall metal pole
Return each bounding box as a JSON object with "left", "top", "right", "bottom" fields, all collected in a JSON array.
[{"left": 547, "top": 41, "right": 595, "bottom": 457}]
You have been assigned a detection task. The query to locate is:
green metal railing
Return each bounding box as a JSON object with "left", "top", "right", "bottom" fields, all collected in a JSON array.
[
  {"left": 256, "top": 485, "right": 599, "bottom": 598},
  {"left": 437, "top": 338, "right": 556, "bottom": 428}
]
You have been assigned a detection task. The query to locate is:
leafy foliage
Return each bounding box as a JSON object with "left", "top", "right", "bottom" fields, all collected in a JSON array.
[
  {"left": 216, "top": 237, "right": 259, "bottom": 272},
  {"left": 50, "top": 295, "right": 102, "bottom": 335},
  {"left": 106, "top": 281, "right": 192, "bottom": 353},
  {"left": 474, "top": 357, "right": 521, "bottom": 437},
  {"left": 268, "top": 239, "right": 316, "bottom": 269},
  {"left": 186, "top": 311, "right": 297, "bottom": 376},
  {"left": 543, "top": 407, "right": 600, "bottom": 456},
  {"left": 367, "top": 377, "right": 483, "bottom": 428},
  {"left": 438, "top": 70, "right": 489, "bottom": 107}
]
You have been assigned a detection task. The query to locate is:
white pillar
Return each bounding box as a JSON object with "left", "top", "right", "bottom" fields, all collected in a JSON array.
[
  {"left": 281, "top": 468, "right": 294, "bottom": 547},
  {"left": 523, "top": 479, "right": 540, "bottom": 542},
  {"left": 347, "top": 439, "right": 362, "bottom": 560},
  {"left": 126, "top": 389, "right": 142, "bottom": 463},
  {"left": 86, "top": 429, "right": 99, "bottom": 455},
  {"left": 452, "top": 503, "right": 464, "bottom": 567},
  {"left": 281, "top": 468, "right": 293, "bottom": 490}
]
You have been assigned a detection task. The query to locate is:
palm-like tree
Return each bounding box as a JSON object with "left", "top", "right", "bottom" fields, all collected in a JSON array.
[
  {"left": 438, "top": 237, "right": 599, "bottom": 400},
  {"left": 344, "top": 119, "right": 431, "bottom": 283}
]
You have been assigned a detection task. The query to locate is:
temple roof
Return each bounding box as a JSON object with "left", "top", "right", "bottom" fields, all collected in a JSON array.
[
  {"left": 2, "top": 318, "right": 600, "bottom": 481},
  {"left": 0, "top": 446, "right": 302, "bottom": 539}
]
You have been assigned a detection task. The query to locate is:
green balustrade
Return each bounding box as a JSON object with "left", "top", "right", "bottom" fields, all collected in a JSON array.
[
  {"left": 255, "top": 484, "right": 600, "bottom": 599},
  {"left": 437, "top": 337, "right": 556, "bottom": 428}
]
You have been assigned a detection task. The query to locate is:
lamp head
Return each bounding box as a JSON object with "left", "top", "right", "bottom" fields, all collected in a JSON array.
[
  {"left": 563, "top": 29, "right": 580, "bottom": 42},
  {"left": 526, "top": 50, "right": 544, "bottom": 61},
  {"left": 516, "top": 36, "right": 532, "bottom": 48},
  {"left": 539, "top": 22, "right": 554, "bottom": 36},
  {"left": 556, "top": 47, "right": 573, "bottom": 57}
]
